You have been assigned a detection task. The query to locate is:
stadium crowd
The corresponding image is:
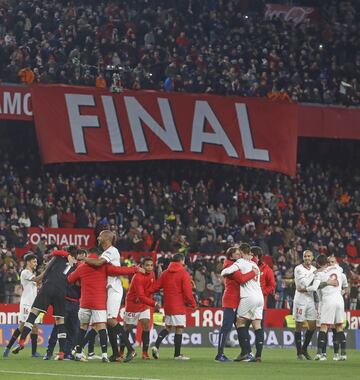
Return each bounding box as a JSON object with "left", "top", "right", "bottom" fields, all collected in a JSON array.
[
  {"left": 0, "top": 143, "right": 359, "bottom": 309},
  {"left": 0, "top": 0, "right": 360, "bottom": 105}
]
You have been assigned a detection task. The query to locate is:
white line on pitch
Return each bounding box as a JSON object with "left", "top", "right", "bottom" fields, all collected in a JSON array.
[{"left": 0, "top": 370, "right": 161, "bottom": 380}]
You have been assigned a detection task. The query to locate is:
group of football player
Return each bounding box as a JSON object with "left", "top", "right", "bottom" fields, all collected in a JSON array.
[
  {"left": 2, "top": 232, "right": 348, "bottom": 363},
  {"left": 3, "top": 229, "right": 195, "bottom": 362},
  {"left": 217, "top": 245, "right": 348, "bottom": 362}
]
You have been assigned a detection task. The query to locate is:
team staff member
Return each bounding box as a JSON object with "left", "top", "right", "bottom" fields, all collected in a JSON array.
[
  {"left": 12, "top": 247, "right": 78, "bottom": 359},
  {"left": 221, "top": 244, "right": 263, "bottom": 362},
  {"left": 215, "top": 246, "right": 257, "bottom": 362},
  {"left": 3, "top": 253, "right": 44, "bottom": 358},
  {"left": 121, "top": 257, "right": 159, "bottom": 360},
  {"left": 68, "top": 247, "right": 141, "bottom": 362},
  {"left": 151, "top": 253, "right": 196, "bottom": 360},
  {"left": 251, "top": 246, "right": 276, "bottom": 327},
  {"left": 81, "top": 230, "right": 135, "bottom": 361},
  {"left": 43, "top": 249, "right": 88, "bottom": 360}
]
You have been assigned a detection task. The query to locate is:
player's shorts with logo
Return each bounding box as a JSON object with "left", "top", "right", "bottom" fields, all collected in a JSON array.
[
  {"left": 319, "top": 297, "right": 344, "bottom": 325},
  {"left": 124, "top": 309, "right": 151, "bottom": 325},
  {"left": 293, "top": 300, "right": 317, "bottom": 322},
  {"left": 237, "top": 295, "right": 264, "bottom": 320},
  {"left": 164, "top": 314, "right": 186, "bottom": 327},
  {"left": 78, "top": 308, "right": 107, "bottom": 324},
  {"left": 106, "top": 287, "right": 123, "bottom": 319},
  {"left": 19, "top": 303, "right": 41, "bottom": 323},
  {"left": 32, "top": 287, "right": 66, "bottom": 318}
]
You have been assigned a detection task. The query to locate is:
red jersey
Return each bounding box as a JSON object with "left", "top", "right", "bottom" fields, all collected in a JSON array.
[
  {"left": 67, "top": 254, "right": 138, "bottom": 310},
  {"left": 153, "top": 262, "right": 196, "bottom": 315},
  {"left": 125, "top": 271, "right": 156, "bottom": 313},
  {"left": 259, "top": 261, "right": 276, "bottom": 310},
  {"left": 222, "top": 259, "right": 256, "bottom": 309}
]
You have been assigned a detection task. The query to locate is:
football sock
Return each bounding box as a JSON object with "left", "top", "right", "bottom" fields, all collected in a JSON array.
[
  {"left": 174, "top": 334, "right": 182, "bottom": 357},
  {"left": 113, "top": 324, "right": 133, "bottom": 352},
  {"left": 107, "top": 326, "right": 119, "bottom": 356},
  {"left": 317, "top": 331, "right": 326, "bottom": 354},
  {"left": 255, "top": 328, "right": 264, "bottom": 358},
  {"left": 237, "top": 327, "right": 251, "bottom": 355},
  {"left": 6, "top": 328, "right": 21, "bottom": 349},
  {"left": 142, "top": 330, "right": 150, "bottom": 353},
  {"left": 47, "top": 325, "right": 58, "bottom": 355},
  {"left": 294, "top": 331, "right": 302, "bottom": 355},
  {"left": 119, "top": 330, "right": 130, "bottom": 354},
  {"left": 332, "top": 328, "right": 339, "bottom": 354},
  {"left": 30, "top": 334, "right": 38, "bottom": 355},
  {"left": 85, "top": 329, "right": 97, "bottom": 354},
  {"left": 76, "top": 328, "right": 87, "bottom": 353},
  {"left": 322, "top": 331, "right": 328, "bottom": 354},
  {"left": 56, "top": 324, "right": 67, "bottom": 353},
  {"left": 302, "top": 329, "right": 315, "bottom": 350},
  {"left": 337, "top": 331, "right": 346, "bottom": 355},
  {"left": 18, "top": 313, "right": 38, "bottom": 345},
  {"left": 98, "top": 329, "right": 108, "bottom": 354},
  {"left": 217, "top": 332, "right": 228, "bottom": 356},
  {"left": 155, "top": 329, "right": 169, "bottom": 349}
]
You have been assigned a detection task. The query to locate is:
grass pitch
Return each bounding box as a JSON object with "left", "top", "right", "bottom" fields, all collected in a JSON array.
[{"left": 1, "top": 347, "right": 359, "bottom": 380}]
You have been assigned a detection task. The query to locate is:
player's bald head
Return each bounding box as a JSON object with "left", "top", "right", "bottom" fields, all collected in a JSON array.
[
  {"left": 99, "top": 230, "right": 115, "bottom": 243},
  {"left": 302, "top": 250, "right": 313, "bottom": 259}
]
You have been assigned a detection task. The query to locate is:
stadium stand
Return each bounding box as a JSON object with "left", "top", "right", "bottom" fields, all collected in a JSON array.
[{"left": 0, "top": 0, "right": 359, "bottom": 105}]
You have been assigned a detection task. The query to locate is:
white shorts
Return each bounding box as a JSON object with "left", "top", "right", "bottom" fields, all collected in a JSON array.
[
  {"left": 165, "top": 314, "right": 186, "bottom": 327},
  {"left": 107, "top": 287, "right": 123, "bottom": 319},
  {"left": 237, "top": 296, "right": 264, "bottom": 321},
  {"left": 78, "top": 308, "right": 107, "bottom": 324},
  {"left": 19, "top": 303, "right": 41, "bottom": 324},
  {"left": 124, "top": 309, "right": 151, "bottom": 325},
  {"left": 293, "top": 300, "right": 317, "bottom": 322},
  {"left": 320, "top": 298, "right": 345, "bottom": 325}
]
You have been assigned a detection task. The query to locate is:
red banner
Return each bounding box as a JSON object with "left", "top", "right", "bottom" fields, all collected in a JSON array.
[
  {"left": 265, "top": 3, "right": 319, "bottom": 24},
  {"left": 30, "top": 85, "right": 298, "bottom": 176},
  {"left": 0, "top": 85, "right": 32, "bottom": 120},
  {"left": 15, "top": 227, "right": 96, "bottom": 257}
]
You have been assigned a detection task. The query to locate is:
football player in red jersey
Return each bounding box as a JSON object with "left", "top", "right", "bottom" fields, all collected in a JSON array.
[
  {"left": 68, "top": 248, "right": 140, "bottom": 362},
  {"left": 120, "top": 257, "right": 160, "bottom": 360},
  {"left": 215, "top": 245, "right": 257, "bottom": 362},
  {"left": 151, "top": 253, "right": 196, "bottom": 360}
]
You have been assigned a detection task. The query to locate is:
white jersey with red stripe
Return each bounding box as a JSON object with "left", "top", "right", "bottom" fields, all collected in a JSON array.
[
  {"left": 20, "top": 269, "right": 37, "bottom": 305},
  {"left": 228, "top": 258, "right": 262, "bottom": 299},
  {"left": 293, "top": 264, "right": 316, "bottom": 304},
  {"left": 315, "top": 265, "right": 344, "bottom": 300}
]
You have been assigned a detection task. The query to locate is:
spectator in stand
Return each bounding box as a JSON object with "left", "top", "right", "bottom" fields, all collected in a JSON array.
[
  {"left": 0, "top": 131, "right": 359, "bottom": 306},
  {"left": 59, "top": 207, "right": 76, "bottom": 228},
  {"left": 194, "top": 266, "right": 206, "bottom": 301},
  {"left": 0, "top": 1, "right": 359, "bottom": 105},
  {"left": 346, "top": 240, "right": 359, "bottom": 259},
  {"left": 4, "top": 263, "right": 19, "bottom": 303}
]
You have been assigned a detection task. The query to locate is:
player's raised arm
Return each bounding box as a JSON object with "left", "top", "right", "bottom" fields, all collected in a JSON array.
[
  {"left": 231, "top": 269, "right": 256, "bottom": 285},
  {"left": 306, "top": 277, "right": 321, "bottom": 292},
  {"left": 82, "top": 256, "right": 107, "bottom": 267},
  {"left": 221, "top": 262, "right": 240, "bottom": 276},
  {"left": 106, "top": 264, "right": 140, "bottom": 276},
  {"left": 67, "top": 265, "right": 81, "bottom": 284}
]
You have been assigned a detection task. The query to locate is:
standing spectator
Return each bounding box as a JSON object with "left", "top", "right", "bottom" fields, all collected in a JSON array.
[
  {"left": 211, "top": 271, "right": 224, "bottom": 307},
  {"left": 194, "top": 267, "right": 206, "bottom": 301},
  {"left": 18, "top": 65, "right": 34, "bottom": 84},
  {"left": 59, "top": 207, "right": 76, "bottom": 228},
  {"left": 4, "top": 264, "right": 19, "bottom": 303}
]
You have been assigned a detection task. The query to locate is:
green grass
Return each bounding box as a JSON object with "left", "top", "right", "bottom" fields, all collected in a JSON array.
[{"left": 1, "top": 348, "right": 359, "bottom": 380}]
